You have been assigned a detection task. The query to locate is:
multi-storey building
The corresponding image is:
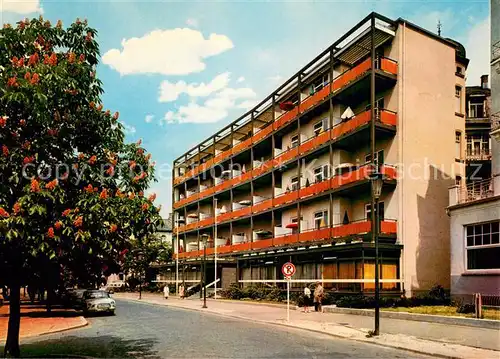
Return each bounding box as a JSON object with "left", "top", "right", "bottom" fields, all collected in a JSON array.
[
  {"left": 465, "top": 75, "right": 492, "bottom": 182},
  {"left": 446, "top": 0, "right": 500, "bottom": 303},
  {"left": 170, "top": 12, "right": 468, "bottom": 296}
]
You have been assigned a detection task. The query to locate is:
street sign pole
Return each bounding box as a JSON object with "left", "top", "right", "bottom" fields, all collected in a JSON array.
[
  {"left": 281, "top": 262, "right": 295, "bottom": 323},
  {"left": 286, "top": 277, "right": 290, "bottom": 322}
]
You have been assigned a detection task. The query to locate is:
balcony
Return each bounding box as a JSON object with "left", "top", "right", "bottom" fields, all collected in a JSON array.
[
  {"left": 466, "top": 149, "right": 492, "bottom": 161},
  {"left": 173, "top": 56, "right": 398, "bottom": 187},
  {"left": 174, "top": 220, "right": 397, "bottom": 259},
  {"left": 449, "top": 178, "right": 495, "bottom": 206},
  {"left": 174, "top": 164, "right": 397, "bottom": 234},
  {"left": 173, "top": 109, "right": 398, "bottom": 209}
]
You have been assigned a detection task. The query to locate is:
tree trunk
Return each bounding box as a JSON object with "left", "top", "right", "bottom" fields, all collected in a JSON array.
[{"left": 4, "top": 282, "right": 21, "bottom": 357}]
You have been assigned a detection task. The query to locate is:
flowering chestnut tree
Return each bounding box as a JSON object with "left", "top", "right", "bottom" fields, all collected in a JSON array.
[{"left": 0, "top": 17, "right": 162, "bottom": 357}]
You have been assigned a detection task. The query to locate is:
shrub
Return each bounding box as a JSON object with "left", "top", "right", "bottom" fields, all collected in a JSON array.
[
  {"left": 456, "top": 303, "right": 475, "bottom": 314},
  {"left": 220, "top": 283, "right": 243, "bottom": 300},
  {"left": 265, "top": 286, "right": 283, "bottom": 302}
]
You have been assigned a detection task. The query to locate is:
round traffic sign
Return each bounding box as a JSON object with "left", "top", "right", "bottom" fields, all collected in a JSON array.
[{"left": 282, "top": 262, "right": 296, "bottom": 278}]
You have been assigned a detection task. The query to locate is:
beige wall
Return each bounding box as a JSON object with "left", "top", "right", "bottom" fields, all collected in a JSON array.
[{"left": 395, "top": 24, "right": 466, "bottom": 294}]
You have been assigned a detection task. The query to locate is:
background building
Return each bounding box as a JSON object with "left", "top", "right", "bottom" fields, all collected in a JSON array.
[
  {"left": 171, "top": 12, "right": 468, "bottom": 297},
  {"left": 446, "top": 0, "right": 500, "bottom": 303}
]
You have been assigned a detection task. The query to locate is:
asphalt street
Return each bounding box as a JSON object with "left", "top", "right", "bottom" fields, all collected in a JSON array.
[{"left": 17, "top": 299, "right": 429, "bottom": 358}]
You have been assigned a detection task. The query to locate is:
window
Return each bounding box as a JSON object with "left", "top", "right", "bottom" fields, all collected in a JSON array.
[
  {"left": 291, "top": 176, "right": 300, "bottom": 191},
  {"left": 455, "top": 86, "right": 462, "bottom": 113},
  {"left": 465, "top": 221, "right": 500, "bottom": 270},
  {"left": 365, "top": 150, "right": 384, "bottom": 167},
  {"left": 456, "top": 66, "right": 463, "bottom": 75},
  {"left": 291, "top": 134, "right": 299, "bottom": 148},
  {"left": 469, "top": 102, "right": 485, "bottom": 118},
  {"left": 467, "top": 135, "right": 490, "bottom": 156},
  {"left": 365, "top": 202, "right": 385, "bottom": 221},
  {"left": 310, "top": 74, "right": 329, "bottom": 95},
  {"left": 455, "top": 176, "right": 462, "bottom": 186},
  {"left": 314, "top": 210, "right": 328, "bottom": 229},
  {"left": 455, "top": 131, "right": 462, "bottom": 159},
  {"left": 313, "top": 118, "right": 328, "bottom": 136},
  {"left": 314, "top": 165, "right": 329, "bottom": 183},
  {"left": 291, "top": 216, "right": 303, "bottom": 223}
]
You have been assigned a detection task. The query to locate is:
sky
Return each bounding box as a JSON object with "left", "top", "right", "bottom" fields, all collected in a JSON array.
[{"left": 0, "top": 0, "right": 491, "bottom": 218}]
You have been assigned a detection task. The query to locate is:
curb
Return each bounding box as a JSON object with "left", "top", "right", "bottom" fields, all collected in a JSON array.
[
  {"left": 117, "top": 296, "right": 488, "bottom": 359},
  {"left": 27, "top": 317, "right": 88, "bottom": 339},
  {"left": 321, "top": 306, "right": 500, "bottom": 330}
]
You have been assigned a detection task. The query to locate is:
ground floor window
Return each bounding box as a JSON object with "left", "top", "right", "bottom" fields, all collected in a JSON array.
[{"left": 466, "top": 221, "right": 500, "bottom": 270}]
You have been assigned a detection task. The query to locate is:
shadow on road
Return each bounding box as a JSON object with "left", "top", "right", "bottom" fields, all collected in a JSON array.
[{"left": 12, "top": 335, "right": 159, "bottom": 358}]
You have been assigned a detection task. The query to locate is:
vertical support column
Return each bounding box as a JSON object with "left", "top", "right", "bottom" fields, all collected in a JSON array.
[
  {"left": 271, "top": 95, "right": 276, "bottom": 237},
  {"left": 370, "top": 15, "right": 380, "bottom": 337}
]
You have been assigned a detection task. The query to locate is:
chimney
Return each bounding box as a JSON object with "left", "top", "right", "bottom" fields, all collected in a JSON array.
[{"left": 481, "top": 74, "right": 489, "bottom": 89}]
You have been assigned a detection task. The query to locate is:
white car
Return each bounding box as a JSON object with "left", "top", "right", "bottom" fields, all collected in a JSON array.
[{"left": 83, "top": 290, "right": 116, "bottom": 315}]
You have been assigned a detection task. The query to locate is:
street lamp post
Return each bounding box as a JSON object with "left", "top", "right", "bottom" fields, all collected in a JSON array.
[
  {"left": 201, "top": 234, "right": 207, "bottom": 308},
  {"left": 369, "top": 170, "right": 384, "bottom": 336},
  {"left": 214, "top": 197, "right": 218, "bottom": 300}
]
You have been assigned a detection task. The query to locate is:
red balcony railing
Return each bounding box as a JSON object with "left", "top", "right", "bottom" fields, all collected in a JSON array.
[
  {"left": 173, "top": 56, "right": 398, "bottom": 187},
  {"left": 174, "top": 220, "right": 397, "bottom": 259},
  {"left": 174, "top": 164, "right": 397, "bottom": 234}
]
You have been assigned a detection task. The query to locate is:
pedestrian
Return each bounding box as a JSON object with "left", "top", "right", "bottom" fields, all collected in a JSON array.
[
  {"left": 163, "top": 284, "right": 170, "bottom": 300},
  {"left": 303, "top": 285, "right": 311, "bottom": 313},
  {"left": 179, "top": 283, "right": 185, "bottom": 299},
  {"left": 313, "top": 281, "right": 324, "bottom": 312}
]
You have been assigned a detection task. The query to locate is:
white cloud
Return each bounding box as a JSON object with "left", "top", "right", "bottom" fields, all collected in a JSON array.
[
  {"left": 102, "top": 28, "right": 233, "bottom": 76},
  {"left": 268, "top": 75, "right": 283, "bottom": 83},
  {"left": 1, "top": 0, "right": 42, "bottom": 14},
  {"left": 464, "top": 17, "right": 490, "bottom": 86},
  {"left": 120, "top": 121, "right": 136, "bottom": 134},
  {"left": 237, "top": 76, "right": 245, "bottom": 83},
  {"left": 158, "top": 72, "right": 230, "bottom": 102},
  {"left": 186, "top": 18, "right": 198, "bottom": 28},
  {"left": 237, "top": 100, "right": 258, "bottom": 110},
  {"left": 144, "top": 114, "right": 154, "bottom": 123},
  {"left": 163, "top": 84, "right": 257, "bottom": 124}
]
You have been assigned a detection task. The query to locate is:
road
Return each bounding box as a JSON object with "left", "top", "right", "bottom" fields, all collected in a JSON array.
[{"left": 18, "top": 300, "right": 429, "bottom": 358}]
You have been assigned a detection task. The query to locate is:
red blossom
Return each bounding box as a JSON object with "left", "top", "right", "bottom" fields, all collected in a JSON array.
[
  {"left": 47, "top": 128, "right": 58, "bottom": 136},
  {"left": 97, "top": 104, "right": 103, "bottom": 111},
  {"left": 62, "top": 209, "right": 71, "bottom": 216},
  {"left": 73, "top": 216, "right": 83, "bottom": 228},
  {"left": 45, "top": 179, "right": 58, "bottom": 190},
  {"left": 148, "top": 193, "right": 157, "bottom": 202},
  {"left": 0, "top": 207, "right": 10, "bottom": 218},
  {"left": 99, "top": 189, "right": 108, "bottom": 200},
  {"left": 136, "top": 148, "right": 144, "bottom": 156},
  {"left": 105, "top": 110, "right": 110, "bottom": 116},
  {"left": 120, "top": 249, "right": 129, "bottom": 256},
  {"left": 68, "top": 52, "right": 76, "bottom": 63},
  {"left": 47, "top": 227, "right": 55, "bottom": 238},
  {"left": 138, "top": 191, "right": 144, "bottom": 197},
  {"left": 24, "top": 72, "right": 31, "bottom": 81},
  {"left": 23, "top": 156, "right": 34, "bottom": 165},
  {"left": 30, "top": 178, "right": 40, "bottom": 192},
  {"left": 79, "top": 54, "right": 85, "bottom": 62},
  {"left": 145, "top": 153, "right": 152, "bottom": 161},
  {"left": 110, "top": 224, "right": 118, "bottom": 233},
  {"left": 89, "top": 101, "right": 95, "bottom": 109},
  {"left": 13, "top": 203, "right": 21, "bottom": 214},
  {"left": 113, "top": 112, "right": 119, "bottom": 120},
  {"left": 28, "top": 53, "right": 39, "bottom": 66},
  {"left": 2, "top": 145, "right": 9, "bottom": 157},
  {"left": 129, "top": 161, "right": 136, "bottom": 169},
  {"left": 88, "top": 155, "right": 97, "bottom": 165},
  {"left": 54, "top": 221, "right": 63, "bottom": 230},
  {"left": 0, "top": 117, "right": 6, "bottom": 127},
  {"left": 84, "top": 184, "right": 94, "bottom": 193},
  {"left": 22, "top": 141, "right": 30, "bottom": 149},
  {"left": 106, "top": 166, "right": 114, "bottom": 176},
  {"left": 30, "top": 73, "right": 40, "bottom": 85},
  {"left": 18, "top": 58, "right": 25, "bottom": 67},
  {"left": 78, "top": 153, "right": 85, "bottom": 160},
  {"left": 19, "top": 119, "right": 26, "bottom": 127},
  {"left": 7, "top": 77, "right": 18, "bottom": 87},
  {"left": 141, "top": 203, "right": 149, "bottom": 211},
  {"left": 129, "top": 192, "right": 135, "bottom": 200}
]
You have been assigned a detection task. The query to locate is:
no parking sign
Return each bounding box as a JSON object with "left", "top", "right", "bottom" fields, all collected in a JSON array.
[{"left": 282, "top": 262, "right": 296, "bottom": 278}]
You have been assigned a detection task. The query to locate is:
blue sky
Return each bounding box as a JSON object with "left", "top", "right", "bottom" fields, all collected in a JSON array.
[{"left": 1, "top": 0, "right": 490, "bottom": 217}]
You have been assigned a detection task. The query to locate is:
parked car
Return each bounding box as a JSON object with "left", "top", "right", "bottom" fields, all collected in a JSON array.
[
  {"left": 71, "top": 289, "right": 88, "bottom": 309},
  {"left": 100, "top": 281, "right": 125, "bottom": 294},
  {"left": 83, "top": 290, "right": 116, "bottom": 315}
]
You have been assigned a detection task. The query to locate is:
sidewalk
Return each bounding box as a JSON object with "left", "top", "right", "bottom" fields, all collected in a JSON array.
[
  {"left": 115, "top": 292, "right": 499, "bottom": 359},
  {"left": 0, "top": 303, "right": 87, "bottom": 340}
]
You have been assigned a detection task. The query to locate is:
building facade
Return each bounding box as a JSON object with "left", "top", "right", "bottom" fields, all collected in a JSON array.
[
  {"left": 465, "top": 75, "right": 492, "bottom": 182},
  {"left": 171, "top": 13, "right": 468, "bottom": 296}
]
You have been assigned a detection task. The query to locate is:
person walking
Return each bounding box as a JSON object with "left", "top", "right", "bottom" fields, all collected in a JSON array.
[
  {"left": 179, "top": 283, "right": 185, "bottom": 299},
  {"left": 163, "top": 284, "right": 170, "bottom": 300},
  {"left": 313, "top": 281, "right": 324, "bottom": 312},
  {"left": 303, "top": 286, "right": 311, "bottom": 313}
]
